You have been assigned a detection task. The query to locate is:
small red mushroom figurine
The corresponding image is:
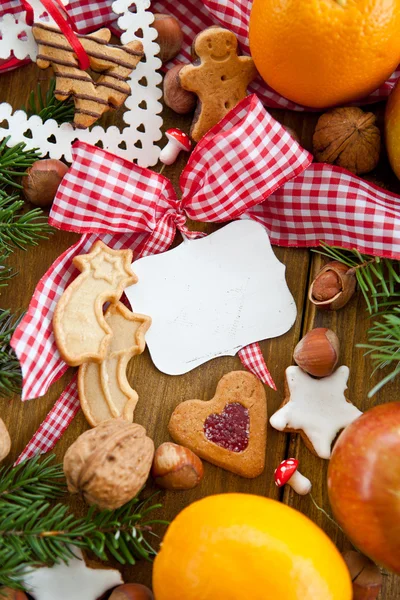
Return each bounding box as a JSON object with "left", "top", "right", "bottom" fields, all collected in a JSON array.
[
  {"left": 274, "top": 458, "right": 312, "bottom": 495},
  {"left": 159, "top": 128, "right": 191, "bottom": 165}
]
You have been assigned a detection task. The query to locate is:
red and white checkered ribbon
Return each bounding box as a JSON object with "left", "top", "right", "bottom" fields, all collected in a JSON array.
[
  {"left": 2, "top": 0, "right": 400, "bottom": 107},
  {"left": 14, "top": 95, "right": 400, "bottom": 463}
]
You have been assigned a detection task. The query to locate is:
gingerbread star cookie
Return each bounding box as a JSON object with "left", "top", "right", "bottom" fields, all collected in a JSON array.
[
  {"left": 78, "top": 301, "right": 151, "bottom": 427},
  {"left": 270, "top": 366, "right": 362, "bottom": 459},
  {"left": 179, "top": 27, "right": 257, "bottom": 141},
  {"left": 168, "top": 371, "right": 267, "bottom": 478},
  {"left": 53, "top": 241, "right": 137, "bottom": 366}
]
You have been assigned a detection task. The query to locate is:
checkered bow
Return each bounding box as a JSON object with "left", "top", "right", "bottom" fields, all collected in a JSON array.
[
  {"left": 1, "top": 0, "right": 400, "bottom": 107},
  {"left": 13, "top": 94, "right": 400, "bottom": 464}
]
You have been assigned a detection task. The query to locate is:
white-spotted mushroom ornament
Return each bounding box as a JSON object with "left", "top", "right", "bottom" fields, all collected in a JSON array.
[
  {"left": 274, "top": 458, "right": 312, "bottom": 495},
  {"left": 159, "top": 128, "right": 191, "bottom": 165}
]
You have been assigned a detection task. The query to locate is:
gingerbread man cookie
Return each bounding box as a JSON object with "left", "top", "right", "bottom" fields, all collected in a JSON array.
[
  {"left": 78, "top": 302, "right": 151, "bottom": 427},
  {"left": 168, "top": 371, "right": 267, "bottom": 478},
  {"left": 53, "top": 241, "right": 137, "bottom": 366},
  {"left": 179, "top": 27, "right": 257, "bottom": 141},
  {"left": 33, "top": 24, "right": 144, "bottom": 129},
  {"left": 270, "top": 366, "right": 362, "bottom": 459}
]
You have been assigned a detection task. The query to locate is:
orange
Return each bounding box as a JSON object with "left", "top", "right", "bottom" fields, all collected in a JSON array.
[
  {"left": 249, "top": 0, "right": 400, "bottom": 108},
  {"left": 152, "top": 493, "right": 352, "bottom": 600}
]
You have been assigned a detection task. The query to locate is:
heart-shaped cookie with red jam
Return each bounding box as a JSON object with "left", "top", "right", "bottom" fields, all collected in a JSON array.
[{"left": 168, "top": 371, "right": 267, "bottom": 478}]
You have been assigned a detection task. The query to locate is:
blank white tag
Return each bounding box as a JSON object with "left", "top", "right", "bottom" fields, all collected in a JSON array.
[{"left": 125, "top": 220, "right": 297, "bottom": 375}]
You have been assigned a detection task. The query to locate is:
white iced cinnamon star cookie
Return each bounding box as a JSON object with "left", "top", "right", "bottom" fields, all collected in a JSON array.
[{"left": 270, "top": 366, "right": 362, "bottom": 459}]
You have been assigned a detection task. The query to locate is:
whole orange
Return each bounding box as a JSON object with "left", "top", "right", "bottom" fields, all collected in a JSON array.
[
  {"left": 249, "top": 0, "right": 400, "bottom": 108},
  {"left": 152, "top": 493, "right": 352, "bottom": 600}
]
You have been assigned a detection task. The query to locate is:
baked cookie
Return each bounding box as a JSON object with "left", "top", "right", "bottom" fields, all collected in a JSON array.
[
  {"left": 53, "top": 241, "right": 137, "bottom": 366},
  {"left": 168, "top": 371, "right": 267, "bottom": 478},
  {"left": 33, "top": 23, "right": 144, "bottom": 128},
  {"left": 78, "top": 301, "right": 151, "bottom": 427},
  {"left": 270, "top": 365, "right": 362, "bottom": 459},
  {"left": 179, "top": 27, "right": 257, "bottom": 141}
]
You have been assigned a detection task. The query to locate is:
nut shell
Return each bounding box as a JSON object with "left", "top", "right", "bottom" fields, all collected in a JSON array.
[
  {"left": 23, "top": 159, "right": 68, "bottom": 207},
  {"left": 163, "top": 64, "right": 196, "bottom": 115},
  {"left": 152, "top": 442, "right": 204, "bottom": 490},
  {"left": 153, "top": 14, "right": 183, "bottom": 63},
  {"left": 342, "top": 551, "right": 382, "bottom": 600},
  {"left": 309, "top": 261, "right": 356, "bottom": 310},
  {"left": 293, "top": 328, "right": 339, "bottom": 378},
  {"left": 0, "top": 589, "right": 28, "bottom": 600},
  {"left": 64, "top": 420, "right": 154, "bottom": 510},
  {"left": 313, "top": 107, "right": 380, "bottom": 175},
  {"left": 109, "top": 583, "right": 154, "bottom": 600}
]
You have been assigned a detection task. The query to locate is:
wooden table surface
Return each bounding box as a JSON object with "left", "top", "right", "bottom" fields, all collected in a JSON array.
[{"left": 1, "top": 63, "right": 399, "bottom": 599}]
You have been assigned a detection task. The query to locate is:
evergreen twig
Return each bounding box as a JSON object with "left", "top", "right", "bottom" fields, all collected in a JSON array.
[
  {"left": 0, "top": 309, "right": 22, "bottom": 397},
  {"left": 0, "top": 137, "right": 41, "bottom": 190},
  {"left": 26, "top": 78, "right": 74, "bottom": 125},
  {"left": 314, "top": 243, "right": 400, "bottom": 396},
  {"left": 0, "top": 456, "right": 166, "bottom": 589},
  {"left": 0, "top": 193, "right": 52, "bottom": 252}
]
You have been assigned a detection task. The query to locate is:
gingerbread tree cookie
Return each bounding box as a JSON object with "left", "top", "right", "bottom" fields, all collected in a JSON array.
[
  {"left": 32, "top": 23, "right": 144, "bottom": 129},
  {"left": 179, "top": 27, "right": 257, "bottom": 141}
]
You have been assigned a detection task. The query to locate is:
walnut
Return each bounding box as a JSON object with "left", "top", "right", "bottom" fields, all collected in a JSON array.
[
  {"left": 63, "top": 420, "right": 154, "bottom": 510},
  {"left": 313, "top": 107, "right": 380, "bottom": 175}
]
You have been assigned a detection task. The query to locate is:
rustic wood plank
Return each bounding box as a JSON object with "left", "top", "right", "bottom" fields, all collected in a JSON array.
[{"left": 0, "top": 61, "right": 398, "bottom": 597}]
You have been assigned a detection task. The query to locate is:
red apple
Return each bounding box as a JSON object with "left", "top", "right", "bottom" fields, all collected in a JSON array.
[{"left": 328, "top": 402, "right": 400, "bottom": 574}]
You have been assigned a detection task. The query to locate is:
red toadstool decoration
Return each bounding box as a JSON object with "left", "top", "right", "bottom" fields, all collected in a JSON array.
[
  {"left": 159, "top": 128, "right": 191, "bottom": 165},
  {"left": 274, "top": 458, "right": 312, "bottom": 495}
]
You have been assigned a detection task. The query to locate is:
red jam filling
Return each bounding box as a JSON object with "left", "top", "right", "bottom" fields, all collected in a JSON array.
[{"left": 204, "top": 402, "right": 249, "bottom": 452}]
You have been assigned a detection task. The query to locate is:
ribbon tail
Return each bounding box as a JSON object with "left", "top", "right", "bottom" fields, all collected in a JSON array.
[
  {"left": 15, "top": 376, "right": 80, "bottom": 466},
  {"left": 238, "top": 343, "right": 277, "bottom": 391}
]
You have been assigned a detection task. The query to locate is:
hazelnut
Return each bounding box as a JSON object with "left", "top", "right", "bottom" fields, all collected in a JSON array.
[
  {"left": 313, "top": 107, "right": 380, "bottom": 175},
  {"left": 0, "top": 589, "right": 28, "bottom": 600},
  {"left": 293, "top": 328, "right": 340, "bottom": 378},
  {"left": 153, "top": 14, "right": 183, "bottom": 63},
  {"left": 163, "top": 64, "right": 196, "bottom": 115},
  {"left": 63, "top": 420, "right": 154, "bottom": 510},
  {"left": 23, "top": 159, "right": 68, "bottom": 207},
  {"left": 152, "top": 442, "right": 204, "bottom": 490},
  {"left": 309, "top": 261, "right": 356, "bottom": 310},
  {"left": 0, "top": 418, "right": 11, "bottom": 462},
  {"left": 109, "top": 583, "right": 154, "bottom": 600},
  {"left": 342, "top": 551, "right": 382, "bottom": 600}
]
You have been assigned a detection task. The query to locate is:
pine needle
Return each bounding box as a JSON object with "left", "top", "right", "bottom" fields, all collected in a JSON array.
[
  {"left": 0, "top": 137, "right": 41, "bottom": 190},
  {"left": 0, "top": 456, "right": 166, "bottom": 589},
  {"left": 0, "top": 193, "right": 52, "bottom": 252},
  {"left": 314, "top": 243, "right": 400, "bottom": 396},
  {"left": 0, "top": 309, "right": 22, "bottom": 397},
  {"left": 26, "top": 78, "right": 74, "bottom": 125}
]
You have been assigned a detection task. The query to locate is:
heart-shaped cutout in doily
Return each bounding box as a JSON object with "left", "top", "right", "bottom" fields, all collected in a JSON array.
[{"left": 168, "top": 371, "right": 267, "bottom": 478}]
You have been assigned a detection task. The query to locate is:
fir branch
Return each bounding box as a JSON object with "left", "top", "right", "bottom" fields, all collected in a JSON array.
[
  {"left": 26, "top": 79, "right": 74, "bottom": 125},
  {"left": 0, "top": 309, "right": 22, "bottom": 397},
  {"left": 0, "top": 456, "right": 166, "bottom": 589},
  {"left": 0, "top": 137, "right": 41, "bottom": 190},
  {"left": 314, "top": 243, "right": 400, "bottom": 396},
  {"left": 0, "top": 454, "right": 65, "bottom": 505},
  {"left": 0, "top": 194, "right": 52, "bottom": 252}
]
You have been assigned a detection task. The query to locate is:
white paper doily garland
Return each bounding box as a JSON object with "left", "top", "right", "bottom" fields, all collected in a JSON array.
[{"left": 0, "top": 0, "right": 163, "bottom": 166}]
